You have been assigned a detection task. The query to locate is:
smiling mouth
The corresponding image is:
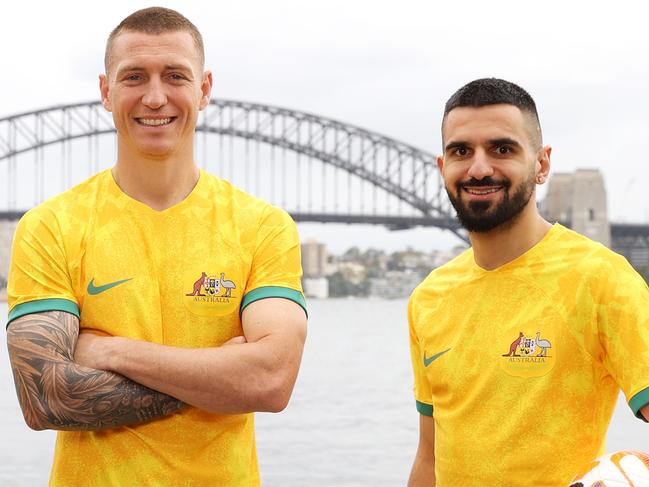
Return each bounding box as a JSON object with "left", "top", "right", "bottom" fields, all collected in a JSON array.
[
  {"left": 463, "top": 186, "right": 502, "bottom": 195},
  {"left": 135, "top": 117, "right": 176, "bottom": 127}
]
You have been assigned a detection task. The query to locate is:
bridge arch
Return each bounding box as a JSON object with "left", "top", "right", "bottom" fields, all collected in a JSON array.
[{"left": 0, "top": 99, "right": 464, "bottom": 239}]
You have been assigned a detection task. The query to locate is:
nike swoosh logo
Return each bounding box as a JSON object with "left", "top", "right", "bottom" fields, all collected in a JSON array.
[
  {"left": 87, "top": 277, "right": 132, "bottom": 295},
  {"left": 424, "top": 348, "right": 451, "bottom": 367}
]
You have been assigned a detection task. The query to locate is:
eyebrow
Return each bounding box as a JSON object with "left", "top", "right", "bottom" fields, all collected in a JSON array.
[
  {"left": 444, "top": 141, "right": 469, "bottom": 153},
  {"left": 116, "top": 64, "right": 194, "bottom": 76},
  {"left": 444, "top": 137, "right": 522, "bottom": 153},
  {"left": 488, "top": 137, "right": 522, "bottom": 148},
  {"left": 164, "top": 64, "right": 193, "bottom": 72}
]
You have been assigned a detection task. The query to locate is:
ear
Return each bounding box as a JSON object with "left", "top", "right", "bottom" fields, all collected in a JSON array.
[
  {"left": 199, "top": 70, "right": 213, "bottom": 111},
  {"left": 437, "top": 155, "right": 444, "bottom": 172},
  {"left": 535, "top": 145, "right": 551, "bottom": 185},
  {"left": 99, "top": 74, "right": 112, "bottom": 112}
]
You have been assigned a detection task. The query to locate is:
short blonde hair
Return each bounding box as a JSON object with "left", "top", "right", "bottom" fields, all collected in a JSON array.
[{"left": 105, "top": 7, "right": 204, "bottom": 72}]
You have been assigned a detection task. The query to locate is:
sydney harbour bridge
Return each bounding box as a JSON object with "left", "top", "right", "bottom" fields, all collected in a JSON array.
[{"left": 1, "top": 99, "right": 649, "bottom": 276}]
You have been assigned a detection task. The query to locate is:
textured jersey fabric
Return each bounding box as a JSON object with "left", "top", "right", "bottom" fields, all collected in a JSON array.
[
  {"left": 408, "top": 224, "right": 649, "bottom": 486},
  {"left": 8, "top": 169, "right": 306, "bottom": 486}
]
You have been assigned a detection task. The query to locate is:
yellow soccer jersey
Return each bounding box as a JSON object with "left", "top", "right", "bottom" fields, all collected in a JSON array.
[
  {"left": 409, "top": 224, "right": 649, "bottom": 486},
  {"left": 8, "top": 169, "right": 306, "bottom": 487}
]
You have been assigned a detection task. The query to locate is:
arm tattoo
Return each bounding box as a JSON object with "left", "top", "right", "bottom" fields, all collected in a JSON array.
[{"left": 7, "top": 311, "right": 185, "bottom": 431}]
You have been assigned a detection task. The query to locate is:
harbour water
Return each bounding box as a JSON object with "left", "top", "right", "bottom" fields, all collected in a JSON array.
[{"left": 1, "top": 299, "right": 647, "bottom": 486}]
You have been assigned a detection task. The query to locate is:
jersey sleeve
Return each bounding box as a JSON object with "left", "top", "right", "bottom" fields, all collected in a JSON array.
[
  {"left": 240, "top": 206, "right": 306, "bottom": 316},
  {"left": 409, "top": 293, "right": 433, "bottom": 416},
  {"left": 597, "top": 258, "right": 649, "bottom": 421},
  {"left": 7, "top": 208, "right": 79, "bottom": 326}
]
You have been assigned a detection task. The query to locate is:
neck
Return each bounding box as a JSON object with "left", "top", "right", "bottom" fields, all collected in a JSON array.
[
  {"left": 468, "top": 201, "right": 552, "bottom": 270},
  {"left": 112, "top": 150, "right": 199, "bottom": 211}
]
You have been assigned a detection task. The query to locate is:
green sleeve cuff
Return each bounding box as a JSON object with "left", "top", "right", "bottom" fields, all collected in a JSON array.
[
  {"left": 629, "top": 386, "right": 649, "bottom": 422},
  {"left": 240, "top": 286, "right": 307, "bottom": 317},
  {"left": 7, "top": 298, "right": 80, "bottom": 328},
  {"left": 416, "top": 400, "right": 433, "bottom": 416}
]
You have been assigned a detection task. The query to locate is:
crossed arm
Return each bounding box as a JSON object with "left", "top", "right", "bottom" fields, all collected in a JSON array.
[
  {"left": 7, "top": 310, "right": 184, "bottom": 431},
  {"left": 7, "top": 297, "right": 307, "bottom": 430},
  {"left": 74, "top": 297, "right": 307, "bottom": 414}
]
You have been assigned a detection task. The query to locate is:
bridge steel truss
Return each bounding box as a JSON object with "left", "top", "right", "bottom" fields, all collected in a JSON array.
[{"left": 0, "top": 99, "right": 465, "bottom": 239}]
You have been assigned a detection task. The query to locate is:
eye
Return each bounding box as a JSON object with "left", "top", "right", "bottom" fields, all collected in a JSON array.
[
  {"left": 168, "top": 73, "right": 187, "bottom": 81},
  {"left": 122, "top": 73, "right": 142, "bottom": 82},
  {"left": 454, "top": 147, "right": 469, "bottom": 157},
  {"left": 495, "top": 146, "right": 513, "bottom": 155}
]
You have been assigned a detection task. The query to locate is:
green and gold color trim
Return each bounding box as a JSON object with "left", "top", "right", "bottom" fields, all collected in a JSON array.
[
  {"left": 241, "top": 286, "right": 307, "bottom": 316},
  {"left": 630, "top": 387, "right": 649, "bottom": 422},
  {"left": 7, "top": 298, "right": 80, "bottom": 327},
  {"left": 416, "top": 400, "right": 433, "bottom": 416}
]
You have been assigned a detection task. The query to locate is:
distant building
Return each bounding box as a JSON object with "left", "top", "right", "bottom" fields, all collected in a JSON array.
[
  {"left": 301, "top": 240, "right": 329, "bottom": 298},
  {"left": 301, "top": 240, "right": 328, "bottom": 278},
  {"left": 335, "top": 261, "right": 366, "bottom": 285},
  {"left": 540, "top": 169, "right": 610, "bottom": 247},
  {"left": 610, "top": 226, "right": 649, "bottom": 273},
  {"left": 389, "top": 249, "right": 435, "bottom": 272},
  {"left": 303, "top": 277, "right": 329, "bottom": 299},
  {"left": 369, "top": 270, "right": 422, "bottom": 299}
]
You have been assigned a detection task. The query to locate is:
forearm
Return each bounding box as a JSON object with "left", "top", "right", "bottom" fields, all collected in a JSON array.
[
  {"left": 7, "top": 311, "right": 184, "bottom": 431},
  {"left": 408, "top": 455, "right": 436, "bottom": 487},
  {"left": 408, "top": 414, "right": 436, "bottom": 486},
  {"left": 92, "top": 335, "right": 300, "bottom": 414}
]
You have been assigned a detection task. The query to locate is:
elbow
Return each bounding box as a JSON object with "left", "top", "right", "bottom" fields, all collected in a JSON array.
[
  {"left": 256, "top": 355, "right": 302, "bottom": 413},
  {"left": 258, "top": 374, "right": 295, "bottom": 413},
  {"left": 25, "top": 418, "right": 48, "bottom": 432},
  {"left": 263, "top": 390, "right": 291, "bottom": 413},
  {"left": 17, "top": 388, "right": 64, "bottom": 431},
  {"left": 20, "top": 405, "right": 49, "bottom": 431},
  {"left": 15, "top": 385, "right": 67, "bottom": 431}
]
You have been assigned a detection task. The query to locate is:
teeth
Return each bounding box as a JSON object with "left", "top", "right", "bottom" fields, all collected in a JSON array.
[
  {"left": 465, "top": 187, "right": 500, "bottom": 195},
  {"left": 138, "top": 118, "right": 172, "bottom": 126}
]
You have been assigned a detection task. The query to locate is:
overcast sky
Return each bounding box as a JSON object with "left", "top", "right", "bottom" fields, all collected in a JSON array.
[{"left": 3, "top": 0, "right": 648, "bottom": 252}]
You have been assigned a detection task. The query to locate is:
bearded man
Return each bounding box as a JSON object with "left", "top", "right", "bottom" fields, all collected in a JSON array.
[{"left": 407, "top": 78, "right": 649, "bottom": 486}]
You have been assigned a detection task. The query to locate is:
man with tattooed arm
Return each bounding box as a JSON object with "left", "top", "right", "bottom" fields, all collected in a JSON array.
[{"left": 6, "top": 7, "right": 307, "bottom": 486}]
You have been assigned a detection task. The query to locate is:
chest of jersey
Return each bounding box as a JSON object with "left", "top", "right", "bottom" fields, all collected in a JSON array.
[
  {"left": 75, "top": 208, "right": 250, "bottom": 347},
  {"left": 417, "top": 274, "right": 601, "bottom": 411},
  {"left": 415, "top": 272, "right": 620, "bottom": 484}
]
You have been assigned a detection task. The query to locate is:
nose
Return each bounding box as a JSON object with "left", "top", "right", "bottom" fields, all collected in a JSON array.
[
  {"left": 466, "top": 149, "right": 494, "bottom": 180},
  {"left": 141, "top": 78, "right": 167, "bottom": 109}
]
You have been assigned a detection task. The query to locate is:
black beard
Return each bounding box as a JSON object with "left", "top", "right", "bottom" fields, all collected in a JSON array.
[{"left": 446, "top": 174, "right": 534, "bottom": 233}]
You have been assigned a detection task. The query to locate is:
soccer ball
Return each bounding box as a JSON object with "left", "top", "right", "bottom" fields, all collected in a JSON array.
[{"left": 569, "top": 451, "right": 649, "bottom": 486}]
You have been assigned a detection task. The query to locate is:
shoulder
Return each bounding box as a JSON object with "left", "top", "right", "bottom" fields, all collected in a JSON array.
[
  {"left": 553, "top": 225, "right": 637, "bottom": 278},
  {"left": 546, "top": 225, "right": 646, "bottom": 300},
  {"left": 413, "top": 248, "right": 474, "bottom": 295},
  {"left": 409, "top": 248, "right": 473, "bottom": 314},
  {"left": 16, "top": 171, "right": 110, "bottom": 234},
  {"left": 200, "top": 172, "right": 296, "bottom": 229}
]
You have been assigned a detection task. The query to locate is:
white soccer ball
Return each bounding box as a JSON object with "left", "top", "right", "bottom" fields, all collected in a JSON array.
[{"left": 569, "top": 451, "right": 649, "bottom": 486}]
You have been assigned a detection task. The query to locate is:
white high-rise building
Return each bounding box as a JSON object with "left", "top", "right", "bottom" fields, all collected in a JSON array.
[
  {"left": 301, "top": 240, "right": 328, "bottom": 278},
  {"left": 301, "top": 240, "right": 329, "bottom": 298}
]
